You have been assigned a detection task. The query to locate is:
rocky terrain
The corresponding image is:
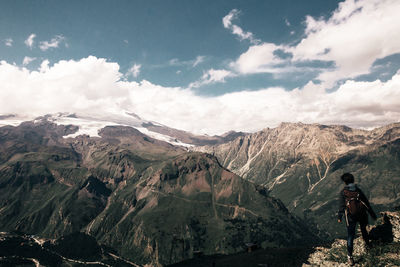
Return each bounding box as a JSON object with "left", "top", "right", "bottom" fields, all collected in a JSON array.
[
  {"left": 0, "top": 119, "right": 317, "bottom": 266},
  {"left": 3, "top": 211, "right": 399, "bottom": 266},
  {"left": 170, "top": 210, "right": 400, "bottom": 267},
  {"left": 303, "top": 211, "right": 400, "bottom": 267},
  {"left": 195, "top": 122, "right": 400, "bottom": 237}
]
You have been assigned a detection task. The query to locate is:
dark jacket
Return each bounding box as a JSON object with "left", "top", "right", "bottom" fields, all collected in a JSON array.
[{"left": 338, "top": 183, "right": 377, "bottom": 222}]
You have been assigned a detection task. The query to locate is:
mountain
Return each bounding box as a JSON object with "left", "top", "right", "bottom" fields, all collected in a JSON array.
[
  {"left": 0, "top": 112, "right": 245, "bottom": 147},
  {"left": 0, "top": 119, "right": 317, "bottom": 266},
  {"left": 194, "top": 122, "right": 400, "bottom": 238},
  {"left": 142, "top": 121, "right": 246, "bottom": 146}
]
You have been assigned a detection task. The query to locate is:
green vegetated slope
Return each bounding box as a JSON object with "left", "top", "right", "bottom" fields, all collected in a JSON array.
[
  {"left": 0, "top": 121, "right": 317, "bottom": 266},
  {"left": 195, "top": 123, "right": 400, "bottom": 238}
]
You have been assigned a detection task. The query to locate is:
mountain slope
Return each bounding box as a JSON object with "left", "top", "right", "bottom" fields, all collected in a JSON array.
[
  {"left": 0, "top": 121, "right": 317, "bottom": 266},
  {"left": 194, "top": 122, "right": 400, "bottom": 237}
]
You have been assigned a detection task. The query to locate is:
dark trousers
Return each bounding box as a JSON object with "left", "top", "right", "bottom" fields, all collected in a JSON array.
[{"left": 346, "top": 214, "right": 369, "bottom": 256}]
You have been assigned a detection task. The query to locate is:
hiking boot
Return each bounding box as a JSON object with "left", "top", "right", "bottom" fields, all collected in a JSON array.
[{"left": 347, "top": 255, "right": 355, "bottom": 266}]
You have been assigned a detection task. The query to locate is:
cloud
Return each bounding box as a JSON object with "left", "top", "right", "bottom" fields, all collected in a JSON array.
[
  {"left": 0, "top": 56, "right": 399, "bottom": 135},
  {"left": 126, "top": 63, "right": 141, "bottom": 78},
  {"left": 39, "top": 59, "right": 50, "bottom": 72},
  {"left": 168, "top": 58, "right": 180, "bottom": 66},
  {"left": 289, "top": 0, "right": 400, "bottom": 87},
  {"left": 188, "top": 69, "right": 235, "bottom": 88},
  {"left": 5, "top": 38, "right": 13, "bottom": 47},
  {"left": 192, "top": 56, "right": 205, "bottom": 67},
  {"left": 223, "top": 9, "right": 260, "bottom": 44},
  {"left": 0, "top": 57, "right": 123, "bottom": 118},
  {"left": 25, "top": 34, "right": 36, "bottom": 48},
  {"left": 284, "top": 18, "right": 291, "bottom": 27},
  {"left": 167, "top": 56, "right": 205, "bottom": 68},
  {"left": 220, "top": 0, "right": 400, "bottom": 88},
  {"left": 230, "top": 43, "right": 286, "bottom": 74},
  {"left": 39, "top": 35, "right": 66, "bottom": 51},
  {"left": 22, "top": 56, "right": 36, "bottom": 66}
]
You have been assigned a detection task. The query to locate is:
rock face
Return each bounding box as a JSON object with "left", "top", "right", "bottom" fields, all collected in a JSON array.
[
  {"left": 0, "top": 121, "right": 317, "bottom": 266},
  {"left": 303, "top": 211, "right": 400, "bottom": 267},
  {"left": 142, "top": 121, "right": 246, "bottom": 146},
  {"left": 387, "top": 212, "right": 400, "bottom": 242},
  {"left": 194, "top": 122, "right": 400, "bottom": 237}
]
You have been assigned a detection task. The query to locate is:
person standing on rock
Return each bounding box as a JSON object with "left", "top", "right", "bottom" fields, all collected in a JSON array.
[{"left": 337, "top": 173, "right": 377, "bottom": 266}]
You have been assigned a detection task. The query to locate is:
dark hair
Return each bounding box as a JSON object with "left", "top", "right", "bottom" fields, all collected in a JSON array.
[{"left": 341, "top": 173, "right": 354, "bottom": 185}]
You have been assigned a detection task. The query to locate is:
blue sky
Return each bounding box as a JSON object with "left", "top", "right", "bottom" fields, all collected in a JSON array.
[
  {"left": 0, "top": 0, "right": 400, "bottom": 134},
  {"left": 0, "top": 0, "right": 344, "bottom": 93}
]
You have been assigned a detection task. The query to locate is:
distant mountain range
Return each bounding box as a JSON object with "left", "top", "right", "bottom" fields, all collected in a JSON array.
[
  {"left": 0, "top": 112, "right": 245, "bottom": 147},
  {"left": 195, "top": 122, "right": 400, "bottom": 237},
  {"left": 0, "top": 114, "right": 399, "bottom": 265},
  {"left": 0, "top": 117, "right": 316, "bottom": 266}
]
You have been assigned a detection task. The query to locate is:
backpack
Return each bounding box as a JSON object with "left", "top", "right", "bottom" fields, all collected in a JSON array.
[{"left": 343, "top": 189, "right": 367, "bottom": 218}]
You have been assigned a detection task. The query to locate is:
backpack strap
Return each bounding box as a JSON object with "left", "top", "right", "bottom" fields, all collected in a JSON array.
[{"left": 345, "top": 209, "right": 349, "bottom": 227}]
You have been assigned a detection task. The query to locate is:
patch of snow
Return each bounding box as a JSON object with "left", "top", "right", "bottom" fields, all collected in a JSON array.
[
  {"left": 1, "top": 112, "right": 194, "bottom": 147},
  {"left": 0, "top": 119, "right": 24, "bottom": 127},
  {"left": 135, "top": 127, "right": 193, "bottom": 148},
  {"left": 147, "top": 120, "right": 164, "bottom": 127},
  {"left": 0, "top": 114, "right": 31, "bottom": 127},
  {"left": 52, "top": 114, "right": 192, "bottom": 147},
  {"left": 51, "top": 117, "right": 120, "bottom": 138}
]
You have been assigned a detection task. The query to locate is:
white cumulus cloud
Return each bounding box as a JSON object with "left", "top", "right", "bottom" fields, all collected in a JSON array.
[
  {"left": 22, "top": 56, "right": 36, "bottom": 66},
  {"left": 24, "top": 34, "right": 36, "bottom": 48},
  {"left": 290, "top": 0, "right": 400, "bottom": 87},
  {"left": 223, "top": 0, "right": 400, "bottom": 88},
  {"left": 193, "top": 56, "right": 205, "bottom": 67},
  {"left": 39, "top": 35, "right": 66, "bottom": 51},
  {"left": 189, "top": 69, "right": 235, "bottom": 88},
  {"left": 0, "top": 56, "right": 399, "bottom": 135},
  {"left": 5, "top": 38, "right": 13, "bottom": 47},
  {"left": 231, "top": 43, "right": 285, "bottom": 74},
  {"left": 126, "top": 63, "right": 141, "bottom": 78},
  {"left": 223, "top": 9, "right": 260, "bottom": 44}
]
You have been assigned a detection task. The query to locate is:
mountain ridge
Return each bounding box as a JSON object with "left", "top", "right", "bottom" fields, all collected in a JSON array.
[
  {"left": 0, "top": 120, "right": 317, "bottom": 266},
  {"left": 193, "top": 122, "right": 400, "bottom": 238}
]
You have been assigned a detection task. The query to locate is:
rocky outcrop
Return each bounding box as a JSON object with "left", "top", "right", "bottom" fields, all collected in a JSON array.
[
  {"left": 384, "top": 212, "right": 400, "bottom": 242},
  {"left": 303, "top": 211, "right": 400, "bottom": 267}
]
